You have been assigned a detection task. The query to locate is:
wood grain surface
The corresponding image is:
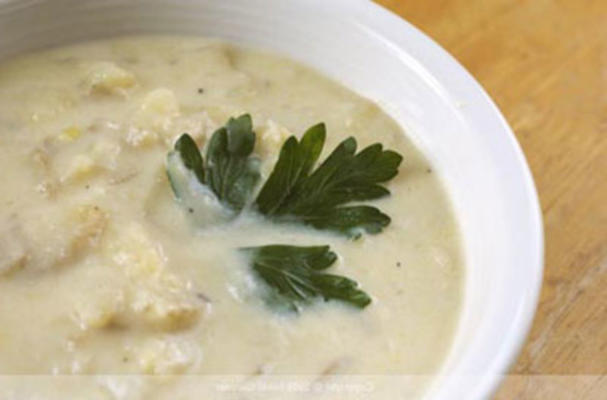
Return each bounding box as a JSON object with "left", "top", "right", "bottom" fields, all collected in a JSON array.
[{"left": 375, "top": 0, "right": 607, "bottom": 398}]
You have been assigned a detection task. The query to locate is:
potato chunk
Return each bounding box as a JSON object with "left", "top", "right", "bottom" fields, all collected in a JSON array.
[
  {"left": 135, "top": 338, "right": 200, "bottom": 374},
  {"left": 0, "top": 217, "right": 28, "bottom": 276},
  {"left": 57, "top": 135, "right": 123, "bottom": 184},
  {"left": 2, "top": 204, "right": 108, "bottom": 273},
  {"left": 73, "top": 286, "right": 125, "bottom": 330},
  {"left": 107, "top": 224, "right": 201, "bottom": 331},
  {"left": 256, "top": 119, "right": 293, "bottom": 157},
  {"left": 58, "top": 126, "right": 82, "bottom": 142},
  {"left": 128, "top": 88, "right": 179, "bottom": 146},
  {"left": 85, "top": 61, "right": 136, "bottom": 94},
  {"left": 61, "top": 154, "right": 98, "bottom": 183},
  {"left": 74, "top": 224, "right": 202, "bottom": 332},
  {"left": 128, "top": 89, "right": 218, "bottom": 147},
  {"left": 256, "top": 119, "right": 293, "bottom": 176}
]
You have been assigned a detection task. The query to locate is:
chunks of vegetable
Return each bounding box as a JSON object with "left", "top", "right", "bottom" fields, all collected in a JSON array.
[
  {"left": 75, "top": 224, "right": 203, "bottom": 332},
  {"left": 85, "top": 61, "right": 136, "bottom": 94},
  {"left": 1, "top": 204, "right": 108, "bottom": 272}
]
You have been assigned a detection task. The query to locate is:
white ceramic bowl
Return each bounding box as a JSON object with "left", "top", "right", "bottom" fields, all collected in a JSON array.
[{"left": 0, "top": 0, "right": 544, "bottom": 398}]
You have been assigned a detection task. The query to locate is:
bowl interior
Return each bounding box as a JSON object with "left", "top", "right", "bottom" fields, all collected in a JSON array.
[{"left": 0, "top": 0, "right": 543, "bottom": 398}]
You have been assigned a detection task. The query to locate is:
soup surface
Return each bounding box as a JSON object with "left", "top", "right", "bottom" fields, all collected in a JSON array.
[{"left": 0, "top": 36, "right": 462, "bottom": 398}]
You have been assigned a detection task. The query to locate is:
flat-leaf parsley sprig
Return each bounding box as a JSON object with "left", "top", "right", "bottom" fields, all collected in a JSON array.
[
  {"left": 255, "top": 123, "right": 402, "bottom": 237},
  {"left": 165, "top": 114, "right": 403, "bottom": 312},
  {"left": 241, "top": 244, "right": 371, "bottom": 312}
]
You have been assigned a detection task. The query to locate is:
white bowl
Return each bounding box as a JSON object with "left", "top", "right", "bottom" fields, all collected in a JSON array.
[{"left": 0, "top": 0, "right": 544, "bottom": 398}]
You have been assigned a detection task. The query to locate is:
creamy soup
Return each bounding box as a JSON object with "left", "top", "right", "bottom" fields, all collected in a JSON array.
[{"left": 0, "top": 36, "right": 463, "bottom": 399}]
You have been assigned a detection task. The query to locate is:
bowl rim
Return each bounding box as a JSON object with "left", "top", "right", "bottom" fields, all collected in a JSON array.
[{"left": 363, "top": 0, "right": 544, "bottom": 397}]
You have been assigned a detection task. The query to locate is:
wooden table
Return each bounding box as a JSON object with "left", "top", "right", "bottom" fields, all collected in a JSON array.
[{"left": 376, "top": 0, "right": 607, "bottom": 398}]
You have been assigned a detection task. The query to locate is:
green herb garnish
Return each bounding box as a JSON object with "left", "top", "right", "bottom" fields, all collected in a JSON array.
[
  {"left": 166, "top": 114, "right": 260, "bottom": 214},
  {"left": 241, "top": 244, "right": 371, "bottom": 312},
  {"left": 174, "top": 133, "right": 205, "bottom": 184},
  {"left": 205, "top": 114, "right": 260, "bottom": 211},
  {"left": 166, "top": 114, "right": 404, "bottom": 313},
  {"left": 255, "top": 123, "right": 403, "bottom": 237}
]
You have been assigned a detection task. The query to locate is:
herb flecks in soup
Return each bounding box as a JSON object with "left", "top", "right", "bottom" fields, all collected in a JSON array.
[{"left": 0, "top": 36, "right": 463, "bottom": 397}]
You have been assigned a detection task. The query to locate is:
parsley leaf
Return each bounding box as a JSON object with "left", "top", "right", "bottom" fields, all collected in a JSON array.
[
  {"left": 174, "top": 133, "right": 205, "bottom": 184},
  {"left": 205, "top": 114, "right": 260, "bottom": 211},
  {"left": 241, "top": 244, "right": 371, "bottom": 312},
  {"left": 255, "top": 124, "right": 402, "bottom": 237},
  {"left": 166, "top": 114, "right": 260, "bottom": 214}
]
